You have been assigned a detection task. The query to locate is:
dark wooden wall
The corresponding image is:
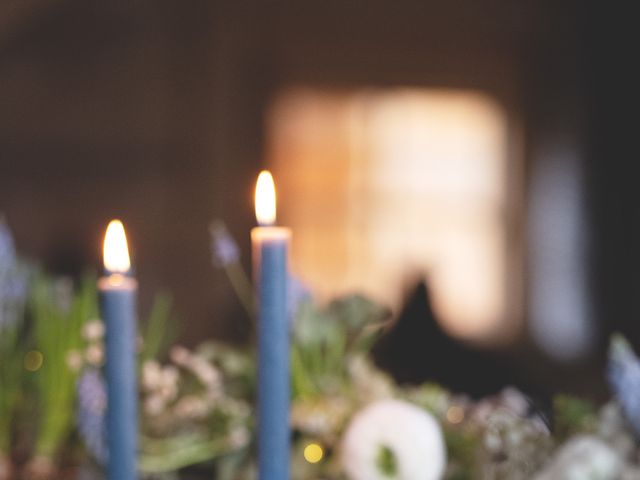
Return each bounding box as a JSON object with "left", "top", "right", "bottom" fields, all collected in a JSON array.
[{"left": 1, "top": 1, "right": 636, "bottom": 358}]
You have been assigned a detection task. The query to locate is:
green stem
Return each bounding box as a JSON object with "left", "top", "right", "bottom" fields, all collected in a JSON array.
[
  {"left": 0, "top": 417, "right": 11, "bottom": 454},
  {"left": 139, "top": 437, "right": 233, "bottom": 472},
  {"left": 290, "top": 346, "right": 316, "bottom": 399},
  {"left": 224, "top": 262, "right": 256, "bottom": 320}
]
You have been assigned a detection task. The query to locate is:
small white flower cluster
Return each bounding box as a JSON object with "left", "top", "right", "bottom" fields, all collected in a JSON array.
[
  {"left": 227, "top": 425, "right": 251, "bottom": 449},
  {"left": 535, "top": 402, "right": 640, "bottom": 480},
  {"left": 448, "top": 387, "right": 551, "bottom": 480},
  {"left": 291, "top": 397, "right": 351, "bottom": 442},
  {"left": 479, "top": 407, "right": 552, "bottom": 480},
  {"left": 347, "top": 356, "right": 395, "bottom": 403},
  {"left": 170, "top": 345, "right": 222, "bottom": 394},
  {"left": 140, "top": 342, "right": 253, "bottom": 454},
  {"left": 533, "top": 436, "right": 623, "bottom": 480},
  {"left": 141, "top": 360, "right": 180, "bottom": 416},
  {"left": 141, "top": 345, "right": 224, "bottom": 422},
  {"left": 66, "top": 319, "right": 105, "bottom": 371},
  {"left": 217, "top": 396, "right": 252, "bottom": 450}
]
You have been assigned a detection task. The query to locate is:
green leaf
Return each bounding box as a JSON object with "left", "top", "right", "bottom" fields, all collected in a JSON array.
[{"left": 140, "top": 292, "right": 177, "bottom": 363}]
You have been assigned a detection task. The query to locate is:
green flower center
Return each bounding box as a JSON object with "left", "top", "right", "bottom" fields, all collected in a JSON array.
[{"left": 376, "top": 445, "right": 397, "bottom": 477}]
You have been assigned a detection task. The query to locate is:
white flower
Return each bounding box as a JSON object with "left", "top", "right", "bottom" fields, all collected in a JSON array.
[
  {"left": 219, "top": 398, "right": 251, "bottom": 418},
  {"left": 348, "top": 356, "right": 395, "bottom": 402},
  {"left": 187, "top": 356, "right": 221, "bottom": 390},
  {"left": 66, "top": 350, "right": 84, "bottom": 371},
  {"left": 291, "top": 398, "right": 351, "bottom": 437},
  {"left": 533, "top": 435, "right": 623, "bottom": 480},
  {"left": 170, "top": 345, "right": 191, "bottom": 366},
  {"left": 157, "top": 365, "right": 179, "bottom": 401},
  {"left": 341, "top": 399, "right": 446, "bottom": 480},
  {"left": 142, "top": 361, "right": 163, "bottom": 391},
  {"left": 173, "top": 395, "right": 211, "bottom": 419},
  {"left": 144, "top": 394, "right": 167, "bottom": 416},
  {"left": 142, "top": 361, "right": 180, "bottom": 402},
  {"left": 83, "top": 320, "right": 105, "bottom": 341},
  {"left": 84, "top": 345, "right": 104, "bottom": 366},
  {"left": 228, "top": 426, "right": 250, "bottom": 449}
]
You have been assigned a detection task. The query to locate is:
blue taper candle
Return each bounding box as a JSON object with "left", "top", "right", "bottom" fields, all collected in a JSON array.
[
  {"left": 99, "top": 220, "right": 138, "bottom": 480},
  {"left": 252, "top": 171, "right": 291, "bottom": 480}
]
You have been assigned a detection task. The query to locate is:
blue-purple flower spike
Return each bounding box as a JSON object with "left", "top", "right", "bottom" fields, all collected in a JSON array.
[
  {"left": 0, "top": 218, "right": 17, "bottom": 273},
  {"left": 607, "top": 334, "right": 640, "bottom": 437},
  {"left": 0, "top": 217, "right": 28, "bottom": 330},
  {"left": 209, "top": 222, "right": 240, "bottom": 268},
  {"left": 288, "top": 276, "right": 311, "bottom": 324},
  {"left": 77, "top": 368, "right": 108, "bottom": 464}
]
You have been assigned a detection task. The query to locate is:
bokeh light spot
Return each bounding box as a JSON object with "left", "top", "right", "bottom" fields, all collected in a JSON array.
[
  {"left": 303, "top": 443, "right": 324, "bottom": 463},
  {"left": 24, "top": 350, "right": 44, "bottom": 372},
  {"left": 446, "top": 405, "right": 465, "bottom": 424}
]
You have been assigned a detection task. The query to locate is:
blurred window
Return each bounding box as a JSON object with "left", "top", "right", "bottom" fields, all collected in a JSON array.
[{"left": 266, "top": 88, "right": 521, "bottom": 343}]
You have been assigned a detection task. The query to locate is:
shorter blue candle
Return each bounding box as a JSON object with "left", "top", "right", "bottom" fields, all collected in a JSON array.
[
  {"left": 99, "top": 220, "right": 138, "bottom": 480},
  {"left": 252, "top": 226, "right": 291, "bottom": 480}
]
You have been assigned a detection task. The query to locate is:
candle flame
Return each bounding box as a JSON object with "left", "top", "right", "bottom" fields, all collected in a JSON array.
[
  {"left": 255, "top": 170, "right": 277, "bottom": 226},
  {"left": 103, "top": 219, "right": 131, "bottom": 273}
]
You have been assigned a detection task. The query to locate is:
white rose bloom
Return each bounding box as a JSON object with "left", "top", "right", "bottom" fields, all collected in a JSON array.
[{"left": 341, "top": 399, "right": 446, "bottom": 480}]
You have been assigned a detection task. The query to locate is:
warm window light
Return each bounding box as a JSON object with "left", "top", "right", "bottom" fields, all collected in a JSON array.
[
  {"left": 103, "top": 219, "right": 131, "bottom": 273},
  {"left": 267, "top": 88, "right": 520, "bottom": 344},
  {"left": 255, "top": 170, "right": 277, "bottom": 226}
]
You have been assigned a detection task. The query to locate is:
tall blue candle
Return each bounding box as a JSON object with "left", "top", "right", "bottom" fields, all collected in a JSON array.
[
  {"left": 252, "top": 171, "right": 291, "bottom": 480},
  {"left": 99, "top": 220, "right": 138, "bottom": 480}
]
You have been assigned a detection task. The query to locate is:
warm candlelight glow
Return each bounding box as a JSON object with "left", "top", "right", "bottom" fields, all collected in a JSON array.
[
  {"left": 255, "top": 170, "right": 277, "bottom": 226},
  {"left": 103, "top": 219, "right": 131, "bottom": 273}
]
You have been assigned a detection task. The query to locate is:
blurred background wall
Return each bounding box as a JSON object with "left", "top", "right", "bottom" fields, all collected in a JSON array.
[{"left": 0, "top": 1, "right": 637, "bottom": 395}]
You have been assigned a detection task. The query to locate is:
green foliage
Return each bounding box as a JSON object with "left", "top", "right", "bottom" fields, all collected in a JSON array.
[
  {"left": 376, "top": 445, "right": 397, "bottom": 476},
  {"left": 443, "top": 429, "right": 481, "bottom": 480},
  {"left": 291, "top": 295, "right": 389, "bottom": 400},
  {"left": 139, "top": 433, "right": 227, "bottom": 472},
  {"left": 0, "top": 241, "right": 29, "bottom": 455},
  {"left": 0, "top": 308, "right": 25, "bottom": 453},
  {"left": 139, "top": 292, "right": 179, "bottom": 363},
  {"left": 29, "top": 272, "right": 96, "bottom": 459},
  {"left": 553, "top": 394, "right": 598, "bottom": 441},
  {"left": 138, "top": 341, "right": 255, "bottom": 475},
  {"left": 196, "top": 341, "right": 256, "bottom": 399}
]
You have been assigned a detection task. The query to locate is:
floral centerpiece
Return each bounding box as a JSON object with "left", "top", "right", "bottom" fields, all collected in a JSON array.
[{"left": 3, "top": 216, "right": 640, "bottom": 479}]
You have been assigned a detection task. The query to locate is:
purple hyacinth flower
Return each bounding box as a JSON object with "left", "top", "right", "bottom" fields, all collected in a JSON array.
[
  {"left": 1, "top": 218, "right": 28, "bottom": 330},
  {"left": 0, "top": 218, "right": 17, "bottom": 273},
  {"left": 607, "top": 334, "right": 640, "bottom": 437},
  {"left": 209, "top": 222, "right": 240, "bottom": 267},
  {"left": 288, "top": 275, "right": 312, "bottom": 324},
  {"left": 77, "top": 368, "right": 108, "bottom": 464}
]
